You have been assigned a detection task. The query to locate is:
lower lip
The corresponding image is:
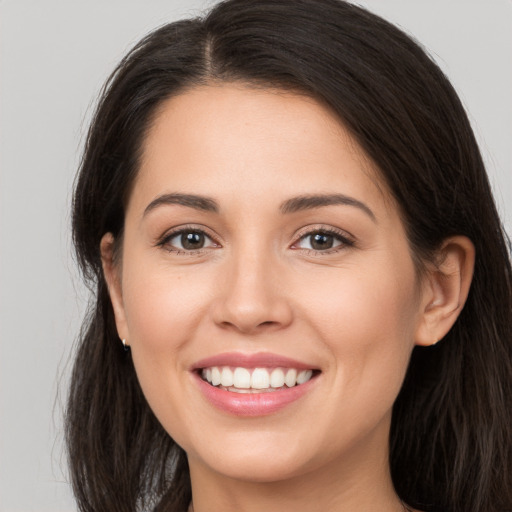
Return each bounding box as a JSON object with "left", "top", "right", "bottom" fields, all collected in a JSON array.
[{"left": 194, "top": 373, "right": 317, "bottom": 416}]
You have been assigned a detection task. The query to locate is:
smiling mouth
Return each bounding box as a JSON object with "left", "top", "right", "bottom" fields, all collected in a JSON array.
[{"left": 200, "top": 366, "right": 319, "bottom": 393}]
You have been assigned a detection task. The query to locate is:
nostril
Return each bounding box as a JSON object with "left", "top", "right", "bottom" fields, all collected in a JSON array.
[
  {"left": 216, "top": 318, "right": 283, "bottom": 334},
  {"left": 258, "top": 321, "right": 277, "bottom": 327}
]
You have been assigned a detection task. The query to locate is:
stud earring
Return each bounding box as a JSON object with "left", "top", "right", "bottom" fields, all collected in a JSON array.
[{"left": 122, "top": 338, "right": 130, "bottom": 351}]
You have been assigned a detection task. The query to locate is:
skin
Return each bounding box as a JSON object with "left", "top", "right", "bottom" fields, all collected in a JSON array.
[{"left": 102, "top": 84, "right": 474, "bottom": 512}]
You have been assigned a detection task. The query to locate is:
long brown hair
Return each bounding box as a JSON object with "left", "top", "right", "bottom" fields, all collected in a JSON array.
[{"left": 68, "top": 1, "right": 512, "bottom": 511}]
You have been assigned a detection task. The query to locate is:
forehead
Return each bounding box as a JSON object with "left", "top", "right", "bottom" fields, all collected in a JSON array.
[{"left": 132, "top": 84, "right": 389, "bottom": 214}]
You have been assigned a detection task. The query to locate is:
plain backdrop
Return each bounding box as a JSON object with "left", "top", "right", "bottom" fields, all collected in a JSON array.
[{"left": 0, "top": 1, "right": 510, "bottom": 510}]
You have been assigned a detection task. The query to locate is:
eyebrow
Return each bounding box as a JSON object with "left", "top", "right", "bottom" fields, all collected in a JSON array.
[
  {"left": 143, "top": 192, "right": 376, "bottom": 222},
  {"left": 143, "top": 193, "right": 219, "bottom": 216},
  {"left": 280, "top": 194, "right": 376, "bottom": 221}
]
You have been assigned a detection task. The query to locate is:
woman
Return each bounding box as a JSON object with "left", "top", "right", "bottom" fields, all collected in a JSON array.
[{"left": 67, "top": 0, "right": 512, "bottom": 511}]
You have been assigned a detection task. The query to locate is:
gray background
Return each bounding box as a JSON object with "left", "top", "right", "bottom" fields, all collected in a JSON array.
[{"left": 0, "top": 1, "right": 510, "bottom": 510}]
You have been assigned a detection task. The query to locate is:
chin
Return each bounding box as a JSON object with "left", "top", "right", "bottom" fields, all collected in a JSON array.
[
  {"left": 183, "top": 426, "right": 327, "bottom": 484},
  {"left": 202, "top": 450, "right": 312, "bottom": 483}
]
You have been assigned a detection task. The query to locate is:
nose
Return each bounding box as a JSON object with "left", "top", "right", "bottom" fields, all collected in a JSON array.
[{"left": 211, "top": 249, "right": 293, "bottom": 335}]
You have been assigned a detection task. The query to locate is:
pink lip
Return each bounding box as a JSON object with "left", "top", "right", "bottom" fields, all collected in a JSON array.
[
  {"left": 191, "top": 352, "right": 319, "bottom": 417},
  {"left": 192, "top": 352, "right": 316, "bottom": 371},
  {"left": 193, "top": 372, "right": 318, "bottom": 417}
]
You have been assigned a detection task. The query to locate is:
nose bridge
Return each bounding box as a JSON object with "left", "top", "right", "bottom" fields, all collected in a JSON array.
[{"left": 212, "top": 236, "right": 292, "bottom": 333}]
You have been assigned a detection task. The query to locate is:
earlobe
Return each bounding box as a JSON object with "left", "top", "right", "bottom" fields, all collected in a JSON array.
[
  {"left": 415, "top": 236, "right": 475, "bottom": 347},
  {"left": 100, "top": 233, "right": 129, "bottom": 342}
]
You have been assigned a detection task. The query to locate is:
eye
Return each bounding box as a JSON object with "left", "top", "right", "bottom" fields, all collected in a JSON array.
[
  {"left": 160, "top": 228, "right": 219, "bottom": 253},
  {"left": 293, "top": 229, "right": 353, "bottom": 252}
]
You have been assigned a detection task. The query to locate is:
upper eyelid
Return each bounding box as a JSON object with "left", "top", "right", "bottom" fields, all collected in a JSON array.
[
  {"left": 156, "top": 227, "right": 220, "bottom": 256},
  {"left": 159, "top": 225, "right": 219, "bottom": 243},
  {"left": 156, "top": 224, "right": 355, "bottom": 250},
  {"left": 289, "top": 227, "right": 356, "bottom": 254},
  {"left": 292, "top": 225, "right": 355, "bottom": 243},
  {"left": 153, "top": 227, "right": 220, "bottom": 255}
]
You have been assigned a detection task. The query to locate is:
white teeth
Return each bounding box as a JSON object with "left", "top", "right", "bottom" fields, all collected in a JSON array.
[
  {"left": 251, "top": 368, "right": 270, "bottom": 389},
  {"left": 233, "top": 367, "right": 251, "bottom": 389},
  {"left": 297, "top": 369, "right": 313, "bottom": 384},
  {"left": 220, "top": 367, "right": 234, "bottom": 387},
  {"left": 285, "top": 368, "right": 297, "bottom": 388},
  {"left": 201, "top": 366, "right": 315, "bottom": 391},
  {"left": 211, "top": 367, "right": 221, "bottom": 386},
  {"left": 270, "top": 368, "right": 285, "bottom": 388}
]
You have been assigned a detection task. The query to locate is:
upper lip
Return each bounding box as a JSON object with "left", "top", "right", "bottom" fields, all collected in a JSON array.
[{"left": 191, "top": 352, "right": 318, "bottom": 371}]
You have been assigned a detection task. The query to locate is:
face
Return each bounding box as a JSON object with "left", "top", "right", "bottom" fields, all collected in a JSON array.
[{"left": 105, "top": 84, "right": 431, "bottom": 484}]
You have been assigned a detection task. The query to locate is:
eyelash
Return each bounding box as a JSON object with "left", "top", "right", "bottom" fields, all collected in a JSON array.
[
  {"left": 291, "top": 227, "right": 355, "bottom": 254},
  {"left": 157, "top": 225, "right": 220, "bottom": 255},
  {"left": 156, "top": 225, "right": 355, "bottom": 256}
]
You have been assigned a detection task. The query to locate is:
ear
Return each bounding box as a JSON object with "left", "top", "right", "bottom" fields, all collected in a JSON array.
[
  {"left": 100, "top": 233, "right": 129, "bottom": 343},
  {"left": 415, "top": 236, "right": 475, "bottom": 346}
]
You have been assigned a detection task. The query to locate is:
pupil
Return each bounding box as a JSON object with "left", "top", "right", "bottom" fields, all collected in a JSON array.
[
  {"left": 311, "top": 233, "right": 333, "bottom": 250},
  {"left": 181, "top": 232, "right": 204, "bottom": 250}
]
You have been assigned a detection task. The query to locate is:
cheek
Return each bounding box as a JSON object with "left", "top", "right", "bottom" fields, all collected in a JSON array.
[
  {"left": 122, "top": 262, "right": 210, "bottom": 354},
  {"left": 290, "top": 259, "right": 420, "bottom": 451},
  {"left": 301, "top": 255, "right": 420, "bottom": 386},
  {"left": 119, "top": 261, "right": 215, "bottom": 440},
  {"left": 306, "top": 258, "right": 417, "bottom": 331}
]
